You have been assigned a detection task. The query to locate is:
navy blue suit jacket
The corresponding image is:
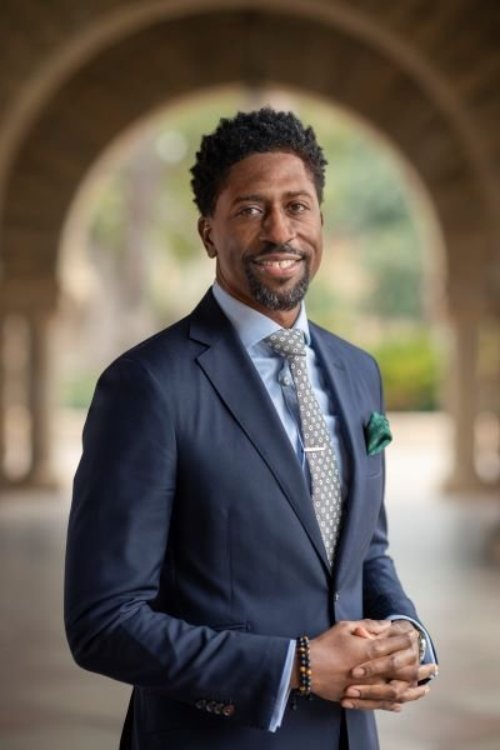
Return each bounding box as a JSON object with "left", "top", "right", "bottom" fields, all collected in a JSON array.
[{"left": 65, "top": 290, "right": 422, "bottom": 750}]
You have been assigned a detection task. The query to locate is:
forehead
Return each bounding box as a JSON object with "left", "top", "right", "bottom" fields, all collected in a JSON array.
[{"left": 220, "top": 151, "right": 316, "bottom": 198}]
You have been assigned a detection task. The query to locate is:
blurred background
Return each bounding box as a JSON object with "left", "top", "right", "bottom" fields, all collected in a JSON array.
[{"left": 0, "top": 1, "right": 499, "bottom": 748}]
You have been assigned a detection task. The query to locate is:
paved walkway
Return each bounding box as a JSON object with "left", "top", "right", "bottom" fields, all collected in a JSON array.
[{"left": 0, "top": 413, "right": 499, "bottom": 749}]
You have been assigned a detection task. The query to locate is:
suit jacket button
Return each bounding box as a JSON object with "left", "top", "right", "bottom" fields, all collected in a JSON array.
[
  {"left": 222, "top": 704, "right": 235, "bottom": 717},
  {"left": 195, "top": 699, "right": 206, "bottom": 710}
]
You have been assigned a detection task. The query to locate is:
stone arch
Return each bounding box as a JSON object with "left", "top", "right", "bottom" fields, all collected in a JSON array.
[{"left": 0, "top": 4, "right": 497, "bottom": 487}]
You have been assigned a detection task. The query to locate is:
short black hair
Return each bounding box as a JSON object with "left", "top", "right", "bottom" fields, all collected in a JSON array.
[{"left": 190, "top": 107, "right": 327, "bottom": 216}]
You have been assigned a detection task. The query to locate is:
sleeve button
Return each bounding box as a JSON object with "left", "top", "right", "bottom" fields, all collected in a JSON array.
[
  {"left": 195, "top": 699, "right": 206, "bottom": 710},
  {"left": 222, "top": 704, "right": 235, "bottom": 717}
]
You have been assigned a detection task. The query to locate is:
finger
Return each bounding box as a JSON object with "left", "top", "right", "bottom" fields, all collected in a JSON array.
[
  {"left": 343, "top": 680, "right": 430, "bottom": 705},
  {"left": 352, "top": 653, "right": 420, "bottom": 684},
  {"left": 418, "top": 663, "right": 439, "bottom": 682},
  {"left": 342, "top": 697, "right": 403, "bottom": 712},
  {"left": 389, "top": 620, "right": 416, "bottom": 634},
  {"left": 387, "top": 623, "right": 421, "bottom": 661},
  {"left": 398, "top": 684, "right": 431, "bottom": 703},
  {"left": 342, "top": 619, "right": 391, "bottom": 636},
  {"left": 351, "top": 632, "right": 419, "bottom": 679},
  {"left": 351, "top": 654, "right": 419, "bottom": 683},
  {"left": 344, "top": 679, "right": 408, "bottom": 702},
  {"left": 355, "top": 619, "right": 392, "bottom": 636},
  {"left": 342, "top": 683, "right": 431, "bottom": 711},
  {"left": 352, "top": 625, "right": 377, "bottom": 640}
]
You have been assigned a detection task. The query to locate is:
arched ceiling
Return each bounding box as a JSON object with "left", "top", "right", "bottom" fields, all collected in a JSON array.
[{"left": 0, "top": 4, "right": 498, "bottom": 313}]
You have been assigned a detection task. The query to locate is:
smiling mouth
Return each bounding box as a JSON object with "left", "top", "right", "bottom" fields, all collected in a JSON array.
[
  {"left": 254, "top": 257, "right": 302, "bottom": 270},
  {"left": 245, "top": 252, "right": 311, "bottom": 310}
]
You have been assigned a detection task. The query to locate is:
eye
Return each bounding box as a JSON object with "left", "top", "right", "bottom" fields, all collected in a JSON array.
[
  {"left": 236, "top": 205, "right": 262, "bottom": 217},
  {"left": 288, "top": 202, "right": 308, "bottom": 214}
]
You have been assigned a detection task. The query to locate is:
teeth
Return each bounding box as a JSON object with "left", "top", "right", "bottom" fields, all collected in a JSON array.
[{"left": 260, "top": 259, "right": 297, "bottom": 269}]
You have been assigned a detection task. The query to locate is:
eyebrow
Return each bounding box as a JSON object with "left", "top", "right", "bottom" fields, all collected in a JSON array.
[{"left": 231, "top": 190, "right": 314, "bottom": 206}]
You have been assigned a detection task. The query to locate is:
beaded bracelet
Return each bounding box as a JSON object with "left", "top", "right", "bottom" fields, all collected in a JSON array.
[{"left": 292, "top": 635, "right": 313, "bottom": 709}]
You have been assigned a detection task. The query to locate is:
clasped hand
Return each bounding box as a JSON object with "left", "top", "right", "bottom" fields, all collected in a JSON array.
[{"left": 302, "top": 619, "right": 437, "bottom": 713}]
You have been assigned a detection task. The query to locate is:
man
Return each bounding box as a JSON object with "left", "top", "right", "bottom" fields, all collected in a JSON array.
[{"left": 65, "top": 108, "right": 437, "bottom": 750}]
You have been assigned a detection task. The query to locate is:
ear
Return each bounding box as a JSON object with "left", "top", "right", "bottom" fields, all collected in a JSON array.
[{"left": 198, "top": 217, "right": 217, "bottom": 258}]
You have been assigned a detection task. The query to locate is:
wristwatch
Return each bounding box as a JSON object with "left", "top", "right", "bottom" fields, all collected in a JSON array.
[{"left": 417, "top": 630, "right": 427, "bottom": 663}]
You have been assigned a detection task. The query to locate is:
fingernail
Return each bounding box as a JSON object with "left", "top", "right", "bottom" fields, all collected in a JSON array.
[
  {"left": 342, "top": 701, "right": 354, "bottom": 709},
  {"left": 352, "top": 667, "right": 365, "bottom": 678}
]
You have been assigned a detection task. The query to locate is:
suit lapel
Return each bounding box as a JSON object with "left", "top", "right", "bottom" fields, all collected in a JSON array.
[
  {"left": 189, "top": 292, "right": 331, "bottom": 574},
  {"left": 309, "top": 326, "right": 369, "bottom": 583}
]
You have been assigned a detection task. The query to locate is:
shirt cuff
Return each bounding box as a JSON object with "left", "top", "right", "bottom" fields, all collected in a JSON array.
[
  {"left": 268, "top": 639, "right": 296, "bottom": 732},
  {"left": 387, "top": 614, "right": 438, "bottom": 671}
]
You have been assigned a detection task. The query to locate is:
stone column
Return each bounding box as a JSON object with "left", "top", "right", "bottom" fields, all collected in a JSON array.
[
  {"left": 444, "top": 313, "right": 482, "bottom": 491},
  {"left": 25, "top": 311, "right": 57, "bottom": 487},
  {"left": 0, "top": 279, "right": 60, "bottom": 490},
  {"left": 0, "top": 314, "right": 6, "bottom": 486}
]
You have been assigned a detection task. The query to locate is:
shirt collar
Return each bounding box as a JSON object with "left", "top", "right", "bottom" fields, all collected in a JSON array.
[{"left": 212, "top": 281, "right": 311, "bottom": 350}]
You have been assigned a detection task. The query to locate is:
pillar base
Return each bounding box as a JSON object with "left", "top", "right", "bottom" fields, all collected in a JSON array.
[
  {"left": 485, "top": 523, "right": 500, "bottom": 565},
  {"left": 0, "top": 471, "right": 60, "bottom": 493},
  {"left": 442, "top": 472, "right": 499, "bottom": 495}
]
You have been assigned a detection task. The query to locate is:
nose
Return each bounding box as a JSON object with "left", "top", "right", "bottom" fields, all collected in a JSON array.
[{"left": 260, "top": 207, "right": 295, "bottom": 246}]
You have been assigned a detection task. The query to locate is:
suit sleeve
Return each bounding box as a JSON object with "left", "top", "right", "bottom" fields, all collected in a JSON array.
[
  {"left": 64, "top": 356, "right": 290, "bottom": 731},
  {"left": 362, "top": 494, "right": 438, "bottom": 667},
  {"left": 362, "top": 481, "right": 419, "bottom": 620}
]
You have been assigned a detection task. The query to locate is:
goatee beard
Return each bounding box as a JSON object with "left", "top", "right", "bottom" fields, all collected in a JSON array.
[{"left": 244, "top": 262, "right": 310, "bottom": 311}]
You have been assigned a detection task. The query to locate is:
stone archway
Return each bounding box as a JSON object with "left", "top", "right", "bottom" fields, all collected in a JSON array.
[{"left": 0, "top": 2, "right": 498, "bottom": 487}]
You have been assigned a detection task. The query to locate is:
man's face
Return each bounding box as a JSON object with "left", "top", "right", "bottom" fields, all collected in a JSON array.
[{"left": 198, "top": 151, "right": 324, "bottom": 327}]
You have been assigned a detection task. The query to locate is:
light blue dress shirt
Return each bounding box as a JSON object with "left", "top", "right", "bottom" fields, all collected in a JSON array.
[{"left": 211, "top": 283, "right": 435, "bottom": 731}]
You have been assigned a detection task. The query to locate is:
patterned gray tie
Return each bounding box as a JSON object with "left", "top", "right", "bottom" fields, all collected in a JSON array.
[{"left": 266, "top": 329, "right": 342, "bottom": 566}]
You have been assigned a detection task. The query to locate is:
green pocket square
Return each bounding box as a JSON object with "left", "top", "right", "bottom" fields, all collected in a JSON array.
[{"left": 364, "top": 412, "right": 392, "bottom": 456}]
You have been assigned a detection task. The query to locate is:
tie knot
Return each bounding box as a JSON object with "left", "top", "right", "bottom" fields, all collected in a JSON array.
[{"left": 265, "top": 329, "right": 306, "bottom": 358}]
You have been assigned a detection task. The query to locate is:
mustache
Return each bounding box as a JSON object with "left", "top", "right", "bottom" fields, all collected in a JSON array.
[{"left": 252, "top": 242, "right": 305, "bottom": 259}]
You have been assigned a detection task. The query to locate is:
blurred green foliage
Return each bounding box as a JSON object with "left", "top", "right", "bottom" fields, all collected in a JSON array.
[{"left": 370, "top": 333, "right": 442, "bottom": 411}]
